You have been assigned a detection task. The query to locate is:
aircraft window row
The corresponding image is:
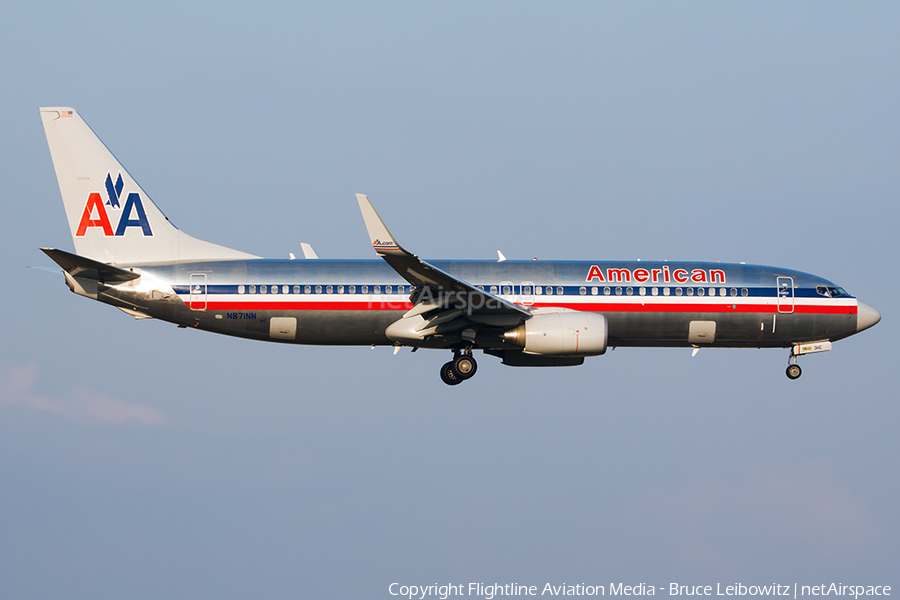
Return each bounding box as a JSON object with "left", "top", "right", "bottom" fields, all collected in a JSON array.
[
  {"left": 594, "top": 286, "right": 748, "bottom": 298},
  {"left": 237, "top": 284, "right": 408, "bottom": 295},
  {"left": 234, "top": 283, "right": 752, "bottom": 298}
]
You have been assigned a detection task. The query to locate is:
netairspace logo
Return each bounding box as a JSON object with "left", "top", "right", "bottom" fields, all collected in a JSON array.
[{"left": 387, "top": 582, "right": 892, "bottom": 600}]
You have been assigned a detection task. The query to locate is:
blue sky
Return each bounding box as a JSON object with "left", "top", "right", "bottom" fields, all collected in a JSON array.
[{"left": 1, "top": 2, "right": 898, "bottom": 598}]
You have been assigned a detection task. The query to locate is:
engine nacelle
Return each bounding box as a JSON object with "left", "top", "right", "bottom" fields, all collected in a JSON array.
[{"left": 503, "top": 312, "right": 608, "bottom": 356}]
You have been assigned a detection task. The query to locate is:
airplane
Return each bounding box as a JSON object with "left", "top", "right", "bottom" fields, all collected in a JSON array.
[{"left": 38, "top": 107, "right": 881, "bottom": 385}]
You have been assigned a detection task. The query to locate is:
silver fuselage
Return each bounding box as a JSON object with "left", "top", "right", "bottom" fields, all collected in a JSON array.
[{"left": 96, "top": 258, "right": 866, "bottom": 350}]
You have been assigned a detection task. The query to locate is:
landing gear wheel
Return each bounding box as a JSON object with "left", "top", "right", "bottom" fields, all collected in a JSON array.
[
  {"left": 440, "top": 361, "right": 463, "bottom": 386},
  {"left": 452, "top": 355, "right": 477, "bottom": 379},
  {"left": 786, "top": 364, "right": 802, "bottom": 380}
]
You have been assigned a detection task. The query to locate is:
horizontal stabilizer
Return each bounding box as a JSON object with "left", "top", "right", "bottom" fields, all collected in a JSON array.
[{"left": 41, "top": 247, "right": 140, "bottom": 283}]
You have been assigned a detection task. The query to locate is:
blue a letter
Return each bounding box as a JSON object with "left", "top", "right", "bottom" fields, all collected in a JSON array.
[{"left": 115, "top": 193, "right": 153, "bottom": 236}]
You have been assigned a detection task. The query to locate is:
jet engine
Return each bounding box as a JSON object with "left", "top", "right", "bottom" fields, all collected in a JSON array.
[{"left": 503, "top": 311, "right": 607, "bottom": 356}]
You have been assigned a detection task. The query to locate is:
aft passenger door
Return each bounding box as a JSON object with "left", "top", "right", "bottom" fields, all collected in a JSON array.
[{"left": 189, "top": 273, "right": 207, "bottom": 311}]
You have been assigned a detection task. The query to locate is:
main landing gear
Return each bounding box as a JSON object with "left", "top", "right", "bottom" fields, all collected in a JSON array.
[{"left": 440, "top": 350, "right": 478, "bottom": 386}]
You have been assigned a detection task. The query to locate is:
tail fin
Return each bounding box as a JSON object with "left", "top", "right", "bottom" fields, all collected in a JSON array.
[{"left": 39, "top": 107, "right": 257, "bottom": 264}]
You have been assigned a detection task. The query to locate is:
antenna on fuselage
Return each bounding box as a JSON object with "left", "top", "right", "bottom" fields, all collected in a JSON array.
[{"left": 301, "top": 243, "right": 319, "bottom": 259}]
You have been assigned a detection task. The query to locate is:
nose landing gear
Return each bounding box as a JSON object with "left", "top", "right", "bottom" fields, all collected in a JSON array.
[
  {"left": 785, "top": 341, "right": 831, "bottom": 379},
  {"left": 440, "top": 350, "right": 478, "bottom": 385},
  {"left": 786, "top": 363, "right": 802, "bottom": 380},
  {"left": 786, "top": 350, "right": 802, "bottom": 380}
]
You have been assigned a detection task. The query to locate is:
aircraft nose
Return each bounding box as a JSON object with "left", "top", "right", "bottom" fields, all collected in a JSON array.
[{"left": 857, "top": 301, "right": 881, "bottom": 333}]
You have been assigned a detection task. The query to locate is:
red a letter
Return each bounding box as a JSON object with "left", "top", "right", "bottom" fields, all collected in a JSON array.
[
  {"left": 586, "top": 265, "right": 605, "bottom": 282},
  {"left": 75, "top": 193, "right": 114, "bottom": 236}
]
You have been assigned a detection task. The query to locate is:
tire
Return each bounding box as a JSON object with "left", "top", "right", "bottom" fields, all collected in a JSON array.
[
  {"left": 441, "top": 361, "right": 463, "bottom": 385},
  {"left": 786, "top": 364, "right": 802, "bottom": 380},
  {"left": 452, "top": 355, "right": 477, "bottom": 379}
]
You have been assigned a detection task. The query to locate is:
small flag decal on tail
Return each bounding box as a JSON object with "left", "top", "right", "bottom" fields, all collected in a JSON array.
[{"left": 61, "top": 110, "right": 73, "bottom": 118}]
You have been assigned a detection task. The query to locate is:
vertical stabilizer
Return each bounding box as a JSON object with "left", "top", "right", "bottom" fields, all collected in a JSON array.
[{"left": 40, "top": 107, "right": 258, "bottom": 264}]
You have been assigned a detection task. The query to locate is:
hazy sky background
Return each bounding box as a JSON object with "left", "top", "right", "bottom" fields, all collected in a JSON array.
[{"left": 1, "top": 2, "right": 897, "bottom": 598}]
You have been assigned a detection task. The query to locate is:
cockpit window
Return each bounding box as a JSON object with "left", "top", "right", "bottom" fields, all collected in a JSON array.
[
  {"left": 817, "top": 285, "right": 851, "bottom": 298},
  {"left": 829, "top": 287, "right": 850, "bottom": 297}
]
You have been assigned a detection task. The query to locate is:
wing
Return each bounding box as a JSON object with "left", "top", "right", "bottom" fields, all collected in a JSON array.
[{"left": 356, "top": 194, "right": 530, "bottom": 344}]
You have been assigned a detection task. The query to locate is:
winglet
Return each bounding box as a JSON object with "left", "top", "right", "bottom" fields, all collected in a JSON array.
[{"left": 356, "top": 193, "right": 404, "bottom": 256}]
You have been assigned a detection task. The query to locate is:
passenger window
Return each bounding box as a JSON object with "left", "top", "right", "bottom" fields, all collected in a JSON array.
[
  {"left": 615, "top": 286, "right": 622, "bottom": 296},
  {"left": 238, "top": 285, "right": 245, "bottom": 294},
  {"left": 591, "top": 286, "right": 598, "bottom": 295},
  {"left": 374, "top": 285, "right": 381, "bottom": 294},
  {"left": 675, "top": 287, "right": 683, "bottom": 296},
  {"left": 385, "top": 285, "right": 392, "bottom": 294},
  {"left": 626, "top": 287, "right": 633, "bottom": 296},
  {"left": 604, "top": 287, "right": 611, "bottom": 296},
  {"left": 315, "top": 285, "right": 322, "bottom": 294},
  {"left": 556, "top": 286, "right": 564, "bottom": 295},
  {"left": 304, "top": 285, "right": 311, "bottom": 294},
  {"left": 639, "top": 287, "right": 646, "bottom": 296},
  {"left": 337, "top": 285, "right": 344, "bottom": 294},
  {"left": 522, "top": 285, "right": 532, "bottom": 295},
  {"left": 720, "top": 288, "right": 727, "bottom": 297},
  {"left": 326, "top": 285, "right": 333, "bottom": 294},
  {"left": 742, "top": 288, "right": 749, "bottom": 297},
  {"left": 545, "top": 286, "right": 553, "bottom": 295},
  {"left": 730, "top": 288, "right": 737, "bottom": 296},
  {"left": 663, "top": 287, "right": 670, "bottom": 296},
  {"left": 686, "top": 288, "right": 694, "bottom": 296},
  {"left": 491, "top": 285, "right": 499, "bottom": 295},
  {"left": 651, "top": 287, "right": 658, "bottom": 296},
  {"left": 362, "top": 285, "right": 369, "bottom": 294},
  {"left": 398, "top": 285, "right": 405, "bottom": 294},
  {"left": 503, "top": 285, "right": 511, "bottom": 295},
  {"left": 697, "top": 287, "right": 705, "bottom": 296},
  {"left": 579, "top": 286, "right": 586, "bottom": 295},
  {"left": 534, "top": 286, "right": 542, "bottom": 295},
  {"left": 293, "top": 285, "right": 300, "bottom": 294},
  {"left": 708, "top": 287, "right": 715, "bottom": 296},
  {"left": 249, "top": 285, "right": 256, "bottom": 294},
  {"left": 271, "top": 285, "right": 278, "bottom": 294},
  {"left": 260, "top": 285, "right": 267, "bottom": 294},
  {"left": 349, "top": 285, "right": 356, "bottom": 294}
]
